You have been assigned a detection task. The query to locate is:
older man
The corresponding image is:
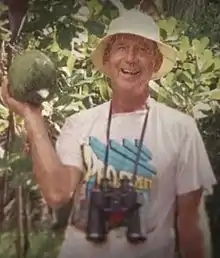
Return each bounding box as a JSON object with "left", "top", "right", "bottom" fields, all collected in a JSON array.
[{"left": 1, "top": 8, "right": 216, "bottom": 258}]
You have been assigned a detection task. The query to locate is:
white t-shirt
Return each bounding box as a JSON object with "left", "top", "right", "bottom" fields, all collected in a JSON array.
[{"left": 56, "top": 97, "right": 216, "bottom": 258}]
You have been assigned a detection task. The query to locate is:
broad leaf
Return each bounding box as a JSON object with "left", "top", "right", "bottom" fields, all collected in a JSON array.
[{"left": 210, "top": 89, "right": 220, "bottom": 100}]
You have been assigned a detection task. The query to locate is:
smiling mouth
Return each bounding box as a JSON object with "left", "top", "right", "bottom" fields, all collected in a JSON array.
[{"left": 120, "top": 68, "right": 140, "bottom": 76}]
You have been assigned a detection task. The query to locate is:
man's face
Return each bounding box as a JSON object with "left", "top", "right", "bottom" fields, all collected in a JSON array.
[{"left": 104, "top": 34, "right": 162, "bottom": 95}]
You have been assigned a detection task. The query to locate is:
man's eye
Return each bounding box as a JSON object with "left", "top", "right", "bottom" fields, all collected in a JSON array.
[
  {"left": 140, "top": 47, "right": 146, "bottom": 52},
  {"left": 115, "top": 44, "right": 126, "bottom": 50}
]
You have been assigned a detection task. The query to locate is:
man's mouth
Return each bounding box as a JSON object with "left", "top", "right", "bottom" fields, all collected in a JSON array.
[{"left": 120, "top": 68, "right": 140, "bottom": 76}]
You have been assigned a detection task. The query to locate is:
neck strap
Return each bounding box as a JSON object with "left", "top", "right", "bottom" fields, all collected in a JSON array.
[{"left": 103, "top": 102, "right": 150, "bottom": 184}]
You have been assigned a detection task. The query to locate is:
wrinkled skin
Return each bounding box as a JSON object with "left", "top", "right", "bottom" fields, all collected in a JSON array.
[{"left": 103, "top": 33, "right": 163, "bottom": 112}]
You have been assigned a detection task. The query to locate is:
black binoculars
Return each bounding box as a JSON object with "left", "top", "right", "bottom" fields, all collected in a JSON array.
[{"left": 85, "top": 177, "right": 147, "bottom": 244}]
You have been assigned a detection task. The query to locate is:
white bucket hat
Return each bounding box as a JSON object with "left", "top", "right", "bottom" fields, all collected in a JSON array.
[{"left": 91, "top": 9, "right": 177, "bottom": 80}]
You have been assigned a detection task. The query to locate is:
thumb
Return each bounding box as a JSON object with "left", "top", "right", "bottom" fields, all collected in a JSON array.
[
  {"left": 1, "top": 77, "right": 21, "bottom": 110},
  {"left": 0, "top": 76, "right": 10, "bottom": 106}
]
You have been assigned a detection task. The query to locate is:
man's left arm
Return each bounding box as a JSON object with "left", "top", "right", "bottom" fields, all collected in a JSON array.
[
  {"left": 177, "top": 188, "right": 204, "bottom": 258},
  {"left": 176, "top": 117, "right": 217, "bottom": 258}
]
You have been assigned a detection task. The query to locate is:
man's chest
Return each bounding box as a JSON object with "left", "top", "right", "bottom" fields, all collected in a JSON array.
[{"left": 78, "top": 116, "right": 179, "bottom": 201}]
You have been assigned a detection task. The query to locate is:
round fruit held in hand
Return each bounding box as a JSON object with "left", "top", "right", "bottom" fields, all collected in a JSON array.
[{"left": 8, "top": 49, "right": 57, "bottom": 106}]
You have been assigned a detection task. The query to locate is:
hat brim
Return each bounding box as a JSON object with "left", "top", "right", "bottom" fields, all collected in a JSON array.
[{"left": 91, "top": 32, "right": 177, "bottom": 81}]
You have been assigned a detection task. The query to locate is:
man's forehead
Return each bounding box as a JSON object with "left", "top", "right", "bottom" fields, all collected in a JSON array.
[{"left": 113, "top": 33, "right": 154, "bottom": 46}]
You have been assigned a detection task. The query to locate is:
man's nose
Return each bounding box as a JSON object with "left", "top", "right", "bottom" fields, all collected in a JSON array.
[{"left": 126, "top": 47, "right": 137, "bottom": 62}]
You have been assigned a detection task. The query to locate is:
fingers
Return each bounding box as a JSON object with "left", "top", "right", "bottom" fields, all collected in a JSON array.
[
  {"left": 1, "top": 77, "right": 43, "bottom": 117},
  {"left": 0, "top": 76, "right": 10, "bottom": 107},
  {"left": 1, "top": 77, "right": 21, "bottom": 112}
]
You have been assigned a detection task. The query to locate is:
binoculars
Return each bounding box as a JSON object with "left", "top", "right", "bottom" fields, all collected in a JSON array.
[{"left": 86, "top": 177, "right": 147, "bottom": 244}]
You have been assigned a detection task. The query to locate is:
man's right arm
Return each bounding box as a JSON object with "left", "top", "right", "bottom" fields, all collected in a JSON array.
[
  {"left": 1, "top": 78, "right": 82, "bottom": 208},
  {"left": 25, "top": 111, "right": 83, "bottom": 209}
]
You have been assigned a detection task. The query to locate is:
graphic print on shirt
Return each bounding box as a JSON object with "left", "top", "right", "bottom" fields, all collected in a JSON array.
[
  {"left": 82, "top": 136, "right": 157, "bottom": 199},
  {"left": 72, "top": 136, "right": 157, "bottom": 228}
]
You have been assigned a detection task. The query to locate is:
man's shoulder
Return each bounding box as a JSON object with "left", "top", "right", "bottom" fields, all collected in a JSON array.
[
  {"left": 65, "top": 101, "right": 109, "bottom": 125},
  {"left": 152, "top": 98, "right": 195, "bottom": 128}
]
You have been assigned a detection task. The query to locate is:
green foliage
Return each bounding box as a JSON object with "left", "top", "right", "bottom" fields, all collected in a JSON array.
[
  {"left": 17, "top": 0, "right": 113, "bottom": 121},
  {"left": 0, "top": 230, "right": 63, "bottom": 258},
  {"left": 0, "top": 0, "right": 220, "bottom": 257},
  {"left": 186, "top": 3, "right": 220, "bottom": 47},
  {"left": 154, "top": 17, "right": 220, "bottom": 119},
  {"left": 0, "top": 3, "right": 11, "bottom": 41}
]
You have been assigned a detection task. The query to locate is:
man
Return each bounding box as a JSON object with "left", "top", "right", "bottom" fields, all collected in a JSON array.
[{"left": 1, "top": 8, "right": 216, "bottom": 258}]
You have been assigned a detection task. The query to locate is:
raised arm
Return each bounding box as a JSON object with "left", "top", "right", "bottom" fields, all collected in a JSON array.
[{"left": 1, "top": 78, "right": 83, "bottom": 208}]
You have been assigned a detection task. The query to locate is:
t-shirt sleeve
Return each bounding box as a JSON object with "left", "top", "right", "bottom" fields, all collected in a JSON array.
[
  {"left": 176, "top": 117, "right": 217, "bottom": 196},
  {"left": 55, "top": 116, "right": 84, "bottom": 172}
]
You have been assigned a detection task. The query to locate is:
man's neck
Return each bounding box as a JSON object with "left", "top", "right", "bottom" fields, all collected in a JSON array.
[{"left": 111, "top": 91, "right": 149, "bottom": 114}]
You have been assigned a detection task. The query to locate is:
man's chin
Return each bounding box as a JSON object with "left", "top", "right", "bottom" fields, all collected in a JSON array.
[{"left": 116, "top": 80, "right": 142, "bottom": 91}]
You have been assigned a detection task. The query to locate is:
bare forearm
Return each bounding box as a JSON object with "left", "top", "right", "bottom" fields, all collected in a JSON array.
[
  {"left": 1, "top": 76, "right": 80, "bottom": 206},
  {"left": 179, "top": 223, "right": 205, "bottom": 258},
  {"left": 26, "top": 116, "right": 60, "bottom": 173},
  {"left": 25, "top": 114, "right": 74, "bottom": 206}
]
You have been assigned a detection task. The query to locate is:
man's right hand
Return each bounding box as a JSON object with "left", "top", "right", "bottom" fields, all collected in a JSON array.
[
  {"left": 1, "top": 76, "right": 42, "bottom": 119},
  {"left": 1, "top": 77, "right": 81, "bottom": 208}
]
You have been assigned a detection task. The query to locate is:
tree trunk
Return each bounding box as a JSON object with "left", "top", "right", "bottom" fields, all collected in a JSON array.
[{"left": 15, "top": 186, "right": 24, "bottom": 258}]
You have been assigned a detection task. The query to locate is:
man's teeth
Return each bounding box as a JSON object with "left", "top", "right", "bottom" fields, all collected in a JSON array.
[{"left": 121, "top": 68, "right": 139, "bottom": 75}]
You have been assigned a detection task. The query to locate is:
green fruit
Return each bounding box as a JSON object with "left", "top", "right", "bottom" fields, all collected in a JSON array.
[{"left": 8, "top": 49, "right": 57, "bottom": 106}]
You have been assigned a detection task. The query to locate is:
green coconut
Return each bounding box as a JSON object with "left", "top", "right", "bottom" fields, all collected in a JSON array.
[{"left": 8, "top": 49, "right": 57, "bottom": 106}]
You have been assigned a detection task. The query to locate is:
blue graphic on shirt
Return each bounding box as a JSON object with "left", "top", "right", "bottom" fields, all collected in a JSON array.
[
  {"left": 90, "top": 137, "right": 156, "bottom": 177},
  {"left": 82, "top": 136, "right": 157, "bottom": 200}
]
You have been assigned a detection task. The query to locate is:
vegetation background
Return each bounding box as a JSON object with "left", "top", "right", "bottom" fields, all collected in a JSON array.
[{"left": 0, "top": 0, "right": 220, "bottom": 257}]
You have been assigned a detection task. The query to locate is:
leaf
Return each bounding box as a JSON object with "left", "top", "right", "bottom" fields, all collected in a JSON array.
[
  {"left": 178, "top": 70, "right": 194, "bottom": 89},
  {"left": 0, "top": 119, "right": 8, "bottom": 134},
  {"left": 87, "top": 0, "right": 103, "bottom": 15},
  {"left": 70, "top": 93, "right": 87, "bottom": 100},
  {"left": 63, "top": 101, "right": 84, "bottom": 112},
  {"left": 149, "top": 80, "right": 160, "bottom": 93},
  {"left": 10, "top": 135, "right": 26, "bottom": 154},
  {"left": 178, "top": 50, "right": 187, "bottom": 62},
  {"left": 0, "top": 3, "right": 8, "bottom": 12},
  {"left": 161, "top": 72, "right": 175, "bottom": 88},
  {"left": 200, "top": 72, "right": 215, "bottom": 85},
  {"left": 85, "top": 20, "right": 105, "bottom": 37},
  {"left": 97, "top": 79, "right": 111, "bottom": 101},
  {"left": 158, "top": 17, "right": 177, "bottom": 37},
  {"left": 53, "top": 94, "right": 73, "bottom": 108},
  {"left": 214, "top": 58, "right": 220, "bottom": 70},
  {"left": 193, "top": 102, "right": 211, "bottom": 111},
  {"left": 10, "top": 156, "right": 33, "bottom": 173},
  {"left": 73, "top": 6, "right": 90, "bottom": 22},
  {"left": 50, "top": 41, "right": 60, "bottom": 52},
  {"left": 196, "top": 49, "right": 214, "bottom": 73},
  {"left": 159, "top": 29, "right": 167, "bottom": 40},
  {"left": 60, "top": 66, "right": 71, "bottom": 77},
  {"left": 183, "top": 63, "right": 196, "bottom": 74},
  {"left": 200, "top": 37, "right": 210, "bottom": 50},
  {"left": 66, "top": 54, "right": 76, "bottom": 74},
  {"left": 217, "top": 79, "right": 220, "bottom": 89},
  {"left": 192, "top": 37, "right": 210, "bottom": 58},
  {"left": 61, "top": 49, "right": 71, "bottom": 57},
  {"left": 210, "top": 89, "right": 220, "bottom": 100},
  {"left": 192, "top": 109, "right": 208, "bottom": 120},
  {"left": 0, "top": 103, "right": 9, "bottom": 119},
  {"left": 179, "top": 36, "right": 190, "bottom": 52},
  {"left": 0, "top": 158, "right": 9, "bottom": 171}
]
